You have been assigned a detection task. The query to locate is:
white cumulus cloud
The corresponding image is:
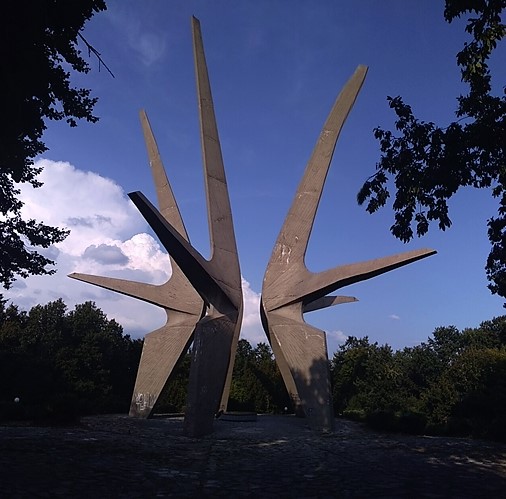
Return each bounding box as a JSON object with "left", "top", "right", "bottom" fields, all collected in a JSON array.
[
  {"left": 5, "top": 159, "right": 265, "bottom": 345},
  {"left": 239, "top": 277, "right": 266, "bottom": 345},
  {"left": 6, "top": 159, "right": 171, "bottom": 336}
]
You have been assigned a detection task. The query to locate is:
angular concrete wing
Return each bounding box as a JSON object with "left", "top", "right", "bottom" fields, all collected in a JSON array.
[
  {"left": 261, "top": 66, "right": 436, "bottom": 432},
  {"left": 302, "top": 295, "right": 358, "bottom": 314},
  {"left": 69, "top": 110, "right": 205, "bottom": 418},
  {"left": 129, "top": 17, "right": 243, "bottom": 437}
]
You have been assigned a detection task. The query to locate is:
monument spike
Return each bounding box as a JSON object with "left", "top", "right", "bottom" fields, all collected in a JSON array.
[
  {"left": 68, "top": 273, "right": 199, "bottom": 315},
  {"left": 139, "top": 109, "right": 188, "bottom": 236},
  {"left": 299, "top": 248, "right": 436, "bottom": 306},
  {"left": 302, "top": 295, "right": 358, "bottom": 314},
  {"left": 191, "top": 17, "right": 242, "bottom": 309},
  {"left": 128, "top": 191, "right": 237, "bottom": 311},
  {"left": 266, "top": 247, "right": 436, "bottom": 311},
  {"left": 259, "top": 306, "right": 303, "bottom": 416},
  {"left": 266, "top": 65, "right": 367, "bottom": 271},
  {"left": 262, "top": 292, "right": 358, "bottom": 412}
]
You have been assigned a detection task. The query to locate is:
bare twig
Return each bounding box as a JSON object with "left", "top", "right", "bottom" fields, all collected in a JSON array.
[{"left": 77, "top": 32, "right": 115, "bottom": 78}]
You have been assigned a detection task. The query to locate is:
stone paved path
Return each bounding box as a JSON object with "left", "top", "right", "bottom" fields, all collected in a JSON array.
[{"left": 1, "top": 414, "right": 505, "bottom": 497}]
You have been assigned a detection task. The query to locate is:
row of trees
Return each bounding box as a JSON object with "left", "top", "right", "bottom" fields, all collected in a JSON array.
[
  {"left": 332, "top": 317, "right": 506, "bottom": 440},
  {"left": 2, "top": 296, "right": 506, "bottom": 441},
  {"left": 0, "top": 298, "right": 141, "bottom": 422},
  {"left": 0, "top": 297, "right": 290, "bottom": 422}
]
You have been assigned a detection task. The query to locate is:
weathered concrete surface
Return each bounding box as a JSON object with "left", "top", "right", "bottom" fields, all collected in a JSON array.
[
  {"left": 1, "top": 415, "right": 505, "bottom": 497},
  {"left": 261, "top": 66, "right": 436, "bottom": 433}
]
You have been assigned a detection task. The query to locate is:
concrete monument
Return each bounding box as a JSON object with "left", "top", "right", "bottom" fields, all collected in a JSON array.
[
  {"left": 261, "top": 65, "right": 436, "bottom": 432},
  {"left": 70, "top": 19, "right": 436, "bottom": 437},
  {"left": 70, "top": 17, "right": 243, "bottom": 437}
]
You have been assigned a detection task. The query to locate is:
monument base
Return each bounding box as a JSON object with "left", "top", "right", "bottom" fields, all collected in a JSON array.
[{"left": 218, "top": 411, "right": 257, "bottom": 422}]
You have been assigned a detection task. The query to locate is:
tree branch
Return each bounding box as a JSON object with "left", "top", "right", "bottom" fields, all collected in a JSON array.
[{"left": 77, "top": 32, "right": 115, "bottom": 79}]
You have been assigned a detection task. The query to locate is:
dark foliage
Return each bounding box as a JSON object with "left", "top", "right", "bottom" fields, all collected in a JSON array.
[
  {"left": 332, "top": 316, "right": 506, "bottom": 441},
  {"left": 3, "top": 296, "right": 506, "bottom": 441},
  {"left": 154, "top": 352, "right": 192, "bottom": 414},
  {"left": 0, "top": 298, "right": 142, "bottom": 423},
  {"left": 357, "top": 0, "right": 506, "bottom": 301},
  {"left": 0, "top": 0, "right": 107, "bottom": 289},
  {"left": 156, "top": 339, "right": 291, "bottom": 414},
  {"left": 228, "top": 340, "right": 291, "bottom": 413}
]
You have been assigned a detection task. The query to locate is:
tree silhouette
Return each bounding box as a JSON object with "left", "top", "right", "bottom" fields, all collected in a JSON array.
[
  {"left": 358, "top": 0, "right": 506, "bottom": 301},
  {"left": 0, "top": 0, "right": 107, "bottom": 288},
  {"left": 0, "top": 298, "right": 141, "bottom": 422}
]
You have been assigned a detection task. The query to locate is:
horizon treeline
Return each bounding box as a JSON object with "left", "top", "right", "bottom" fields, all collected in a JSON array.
[
  {"left": 1, "top": 297, "right": 505, "bottom": 441},
  {"left": 331, "top": 318, "right": 506, "bottom": 441},
  {"left": 0, "top": 298, "right": 142, "bottom": 422}
]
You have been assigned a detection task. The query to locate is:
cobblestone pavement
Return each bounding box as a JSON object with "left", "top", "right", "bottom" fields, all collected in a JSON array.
[{"left": 1, "top": 414, "right": 506, "bottom": 498}]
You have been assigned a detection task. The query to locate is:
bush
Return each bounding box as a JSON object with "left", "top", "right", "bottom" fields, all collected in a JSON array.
[
  {"left": 227, "top": 398, "right": 256, "bottom": 412},
  {"left": 0, "top": 400, "right": 26, "bottom": 421},
  {"left": 398, "top": 411, "right": 427, "bottom": 434},
  {"left": 446, "top": 416, "right": 473, "bottom": 437},
  {"left": 16, "top": 392, "right": 81, "bottom": 426},
  {"left": 366, "top": 410, "right": 398, "bottom": 432},
  {"left": 341, "top": 409, "right": 365, "bottom": 422},
  {"left": 488, "top": 416, "right": 506, "bottom": 442}
]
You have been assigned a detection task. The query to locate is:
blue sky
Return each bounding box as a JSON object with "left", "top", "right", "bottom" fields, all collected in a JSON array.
[{"left": 6, "top": 1, "right": 505, "bottom": 353}]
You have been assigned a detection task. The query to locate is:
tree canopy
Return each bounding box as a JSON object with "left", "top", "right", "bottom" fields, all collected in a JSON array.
[
  {"left": 0, "top": 0, "right": 107, "bottom": 289},
  {"left": 2, "top": 294, "right": 506, "bottom": 441},
  {"left": 332, "top": 317, "right": 506, "bottom": 440},
  {"left": 357, "top": 0, "right": 506, "bottom": 300},
  {"left": 0, "top": 298, "right": 142, "bottom": 422}
]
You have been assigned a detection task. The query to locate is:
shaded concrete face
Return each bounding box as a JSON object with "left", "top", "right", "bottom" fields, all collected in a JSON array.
[
  {"left": 261, "top": 66, "right": 436, "bottom": 432},
  {"left": 69, "top": 17, "right": 243, "bottom": 436}
]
